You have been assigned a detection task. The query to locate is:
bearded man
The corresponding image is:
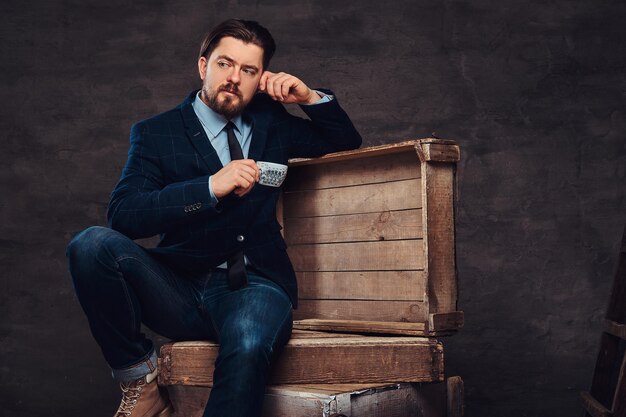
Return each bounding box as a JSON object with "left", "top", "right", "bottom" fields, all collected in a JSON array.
[{"left": 66, "top": 18, "right": 361, "bottom": 417}]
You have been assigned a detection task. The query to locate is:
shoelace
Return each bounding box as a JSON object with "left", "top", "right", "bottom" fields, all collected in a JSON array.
[{"left": 115, "top": 379, "right": 145, "bottom": 416}]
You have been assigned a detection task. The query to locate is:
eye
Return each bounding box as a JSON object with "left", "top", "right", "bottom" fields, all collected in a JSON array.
[
  {"left": 217, "top": 61, "right": 230, "bottom": 68},
  {"left": 243, "top": 68, "right": 257, "bottom": 76}
]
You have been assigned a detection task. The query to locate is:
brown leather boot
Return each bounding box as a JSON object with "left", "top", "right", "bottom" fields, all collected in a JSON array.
[{"left": 113, "top": 369, "right": 173, "bottom": 417}]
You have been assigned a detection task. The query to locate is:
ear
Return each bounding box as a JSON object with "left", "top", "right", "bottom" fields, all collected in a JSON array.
[{"left": 198, "top": 57, "right": 207, "bottom": 81}]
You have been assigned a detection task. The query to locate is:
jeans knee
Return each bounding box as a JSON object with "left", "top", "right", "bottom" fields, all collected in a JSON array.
[
  {"left": 66, "top": 226, "right": 113, "bottom": 260},
  {"left": 66, "top": 226, "right": 130, "bottom": 283},
  {"left": 221, "top": 319, "right": 292, "bottom": 370}
]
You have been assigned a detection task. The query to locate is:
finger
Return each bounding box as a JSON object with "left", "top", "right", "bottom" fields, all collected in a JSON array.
[
  {"left": 280, "top": 76, "right": 295, "bottom": 101},
  {"left": 235, "top": 161, "right": 259, "bottom": 179},
  {"left": 235, "top": 181, "right": 255, "bottom": 196},
  {"left": 267, "top": 72, "right": 289, "bottom": 100},
  {"left": 238, "top": 183, "right": 255, "bottom": 196},
  {"left": 234, "top": 176, "right": 252, "bottom": 190},
  {"left": 271, "top": 73, "right": 290, "bottom": 101},
  {"left": 235, "top": 168, "right": 256, "bottom": 185},
  {"left": 265, "top": 73, "right": 278, "bottom": 99},
  {"left": 271, "top": 73, "right": 291, "bottom": 101},
  {"left": 258, "top": 71, "right": 272, "bottom": 92}
]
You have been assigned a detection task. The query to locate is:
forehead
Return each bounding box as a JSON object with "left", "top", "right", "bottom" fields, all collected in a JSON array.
[{"left": 209, "top": 36, "right": 264, "bottom": 68}]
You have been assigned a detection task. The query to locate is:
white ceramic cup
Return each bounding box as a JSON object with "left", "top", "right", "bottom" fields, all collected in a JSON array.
[{"left": 256, "top": 161, "right": 288, "bottom": 187}]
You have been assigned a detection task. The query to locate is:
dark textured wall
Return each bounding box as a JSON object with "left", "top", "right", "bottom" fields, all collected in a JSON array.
[{"left": 1, "top": 1, "right": 625, "bottom": 416}]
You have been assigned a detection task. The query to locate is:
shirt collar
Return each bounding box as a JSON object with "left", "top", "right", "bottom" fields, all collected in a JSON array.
[{"left": 192, "top": 91, "right": 244, "bottom": 137}]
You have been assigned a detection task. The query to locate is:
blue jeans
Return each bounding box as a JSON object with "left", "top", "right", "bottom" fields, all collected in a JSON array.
[{"left": 66, "top": 226, "right": 293, "bottom": 417}]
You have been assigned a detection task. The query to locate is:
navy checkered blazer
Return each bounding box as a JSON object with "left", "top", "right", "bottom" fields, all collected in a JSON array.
[{"left": 106, "top": 89, "right": 362, "bottom": 307}]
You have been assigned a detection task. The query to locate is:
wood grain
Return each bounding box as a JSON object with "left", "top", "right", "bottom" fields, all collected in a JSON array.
[
  {"left": 288, "top": 138, "right": 457, "bottom": 167},
  {"left": 429, "top": 312, "right": 465, "bottom": 333},
  {"left": 283, "top": 179, "right": 421, "bottom": 218},
  {"left": 421, "top": 161, "right": 457, "bottom": 315},
  {"left": 288, "top": 240, "right": 424, "bottom": 272},
  {"left": 419, "top": 143, "right": 461, "bottom": 162},
  {"left": 293, "top": 319, "right": 427, "bottom": 336},
  {"left": 294, "top": 299, "right": 427, "bottom": 323},
  {"left": 284, "top": 209, "right": 423, "bottom": 245},
  {"left": 284, "top": 151, "right": 420, "bottom": 192},
  {"left": 297, "top": 271, "right": 426, "bottom": 301},
  {"left": 159, "top": 335, "right": 443, "bottom": 386}
]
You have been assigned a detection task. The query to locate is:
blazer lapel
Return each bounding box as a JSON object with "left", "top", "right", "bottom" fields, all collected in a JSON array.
[{"left": 179, "top": 94, "right": 224, "bottom": 174}]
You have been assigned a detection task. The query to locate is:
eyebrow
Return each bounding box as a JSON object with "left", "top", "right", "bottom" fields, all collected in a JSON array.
[{"left": 215, "top": 55, "right": 260, "bottom": 72}]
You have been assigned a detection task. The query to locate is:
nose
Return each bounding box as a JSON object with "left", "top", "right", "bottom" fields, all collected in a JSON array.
[{"left": 227, "top": 66, "right": 240, "bottom": 84}]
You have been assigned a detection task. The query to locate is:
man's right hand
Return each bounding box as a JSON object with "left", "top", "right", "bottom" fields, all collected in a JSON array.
[{"left": 211, "top": 159, "right": 260, "bottom": 198}]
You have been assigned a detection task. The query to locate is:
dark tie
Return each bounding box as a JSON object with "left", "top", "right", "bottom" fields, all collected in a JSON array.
[
  {"left": 226, "top": 121, "right": 244, "bottom": 160},
  {"left": 225, "top": 122, "right": 247, "bottom": 290}
]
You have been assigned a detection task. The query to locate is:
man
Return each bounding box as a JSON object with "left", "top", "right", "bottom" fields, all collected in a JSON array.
[{"left": 66, "top": 18, "right": 361, "bottom": 417}]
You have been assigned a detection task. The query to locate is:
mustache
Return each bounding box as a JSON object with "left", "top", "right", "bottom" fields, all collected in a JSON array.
[{"left": 220, "top": 83, "right": 241, "bottom": 97}]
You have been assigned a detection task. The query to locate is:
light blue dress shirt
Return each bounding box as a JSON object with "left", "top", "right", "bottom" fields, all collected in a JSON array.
[
  {"left": 192, "top": 90, "right": 332, "bottom": 269},
  {"left": 191, "top": 90, "right": 333, "bottom": 206}
]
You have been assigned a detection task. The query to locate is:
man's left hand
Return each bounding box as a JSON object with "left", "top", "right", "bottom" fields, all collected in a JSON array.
[{"left": 258, "top": 71, "right": 321, "bottom": 105}]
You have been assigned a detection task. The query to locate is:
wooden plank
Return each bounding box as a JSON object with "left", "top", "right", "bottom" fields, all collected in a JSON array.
[
  {"left": 612, "top": 353, "right": 626, "bottom": 416},
  {"left": 418, "top": 143, "right": 461, "bottom": 162},
  {"left": 580, "top": 391, "right": 612, "bottom": 417},
  {"left": 283, "top": 179, "right": 421, "bottom": 218},
  {"left": 447, "top": 376, "right": 465, "bottom": 417},
  {"left": 288, "top": 138, "right": 457, "bottom": 167},
  {"left": 293, "top": 319, "right": 427, "bottom": 336},
  {"left": 290, "top": 329, "right": 361, "bottom": 338},
  {"left": 294, "top": 300, "right": 427, "bottom": 323},
  {"left": 297, "top": 271, "right": 426, "bottom": 301},
  {"left": 285, "top": 209, "right": 423, "bottom": 245},
  {"left": 284, "top": 151, "right": 420, "bottom": 191},
  {"left": 288, "top": 383, "right": 402, "bottom": 393},
  {"left": 429, "top": 312, "right": 465, "bottom": 333},
  {"left": 159, "top": 336, "right": 443, "bottom": 386},
  {"left": 607, "top": 225, "right": 626, "bottom": 322},
  {"left": 288, "top": 240, "right": 424, "bottom": 272},
  {"left": 606, "top": 320, "right": 626, "bottom": 340},
  {"left": 421, "top": 161, "right": 457, "bottom": 314}
]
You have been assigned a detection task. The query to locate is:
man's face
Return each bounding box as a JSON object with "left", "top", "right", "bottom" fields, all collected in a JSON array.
[{"left": 198, "top": 36, "right": 264, "bottom": 119}]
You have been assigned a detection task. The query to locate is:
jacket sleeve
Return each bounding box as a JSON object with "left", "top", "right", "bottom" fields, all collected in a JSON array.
[
  {"left": 106, "top": 121, "right": 222, "bottom": 239},
  {"left": 274, "top": 89, "right": 362, "bottom": 158}
]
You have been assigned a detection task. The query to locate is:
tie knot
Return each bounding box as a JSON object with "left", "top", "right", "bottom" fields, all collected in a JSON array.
[{"left": 225, "top": 121, "right": 236, "bottom": 132}]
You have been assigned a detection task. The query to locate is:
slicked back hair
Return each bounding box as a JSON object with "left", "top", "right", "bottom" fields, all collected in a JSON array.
[{"left": 199, "top": 19, "right": 276, "bottom": 70}]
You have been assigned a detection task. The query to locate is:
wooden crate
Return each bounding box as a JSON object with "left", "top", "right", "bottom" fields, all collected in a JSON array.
[
  {"left": 159, "top": 330, "right": 443, "bottom": 386},
  {"left": 282, "top": 139, "right": 462, "bottom": 336},
  {"left": 166, "top": 377, "right": 464, "bottom": 417},
  {"left": 158, "top": 139, "right": 462, "bottom": 392}
]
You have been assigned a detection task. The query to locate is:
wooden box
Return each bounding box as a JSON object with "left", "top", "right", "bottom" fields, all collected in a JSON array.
[
  {"left": 167, "top": 377, "right": 464, "bottom": 417},
  {"left": 282, "top": 139, "right": 462, "bottom": 336},
  {"left": 158, "top": 139, "right": 462, "bottom": 387}
]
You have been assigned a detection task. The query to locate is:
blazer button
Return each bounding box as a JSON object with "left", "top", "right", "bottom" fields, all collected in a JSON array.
[{"left": 236, "top": 235, "right": 245, "bottom": 243}]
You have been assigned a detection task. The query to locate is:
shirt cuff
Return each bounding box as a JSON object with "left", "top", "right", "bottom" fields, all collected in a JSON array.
[
  {"left": 208, "top": 176, "right": 219, "bottom": 207},
  {"left": 301, "top": 90, "right": 334, "bottom": 106}
]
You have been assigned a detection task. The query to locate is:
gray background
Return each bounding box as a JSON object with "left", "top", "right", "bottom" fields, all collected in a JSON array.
[{"left": 1, "top": 1, "right": 625, "bottom": 416}]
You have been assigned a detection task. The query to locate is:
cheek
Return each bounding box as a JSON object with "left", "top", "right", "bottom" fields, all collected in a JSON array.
[{"left": 242, "top": 80, "right": 260, "bottom": 98}]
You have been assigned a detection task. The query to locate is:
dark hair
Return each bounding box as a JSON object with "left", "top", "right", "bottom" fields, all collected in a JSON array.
[{"left": 199, "top": 19, "right": 276, "bottom": 70}]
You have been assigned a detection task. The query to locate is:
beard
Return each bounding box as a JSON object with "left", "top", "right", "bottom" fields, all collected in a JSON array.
[{"left": 202, "top": 82, "right": 245, "bottom": 120}]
